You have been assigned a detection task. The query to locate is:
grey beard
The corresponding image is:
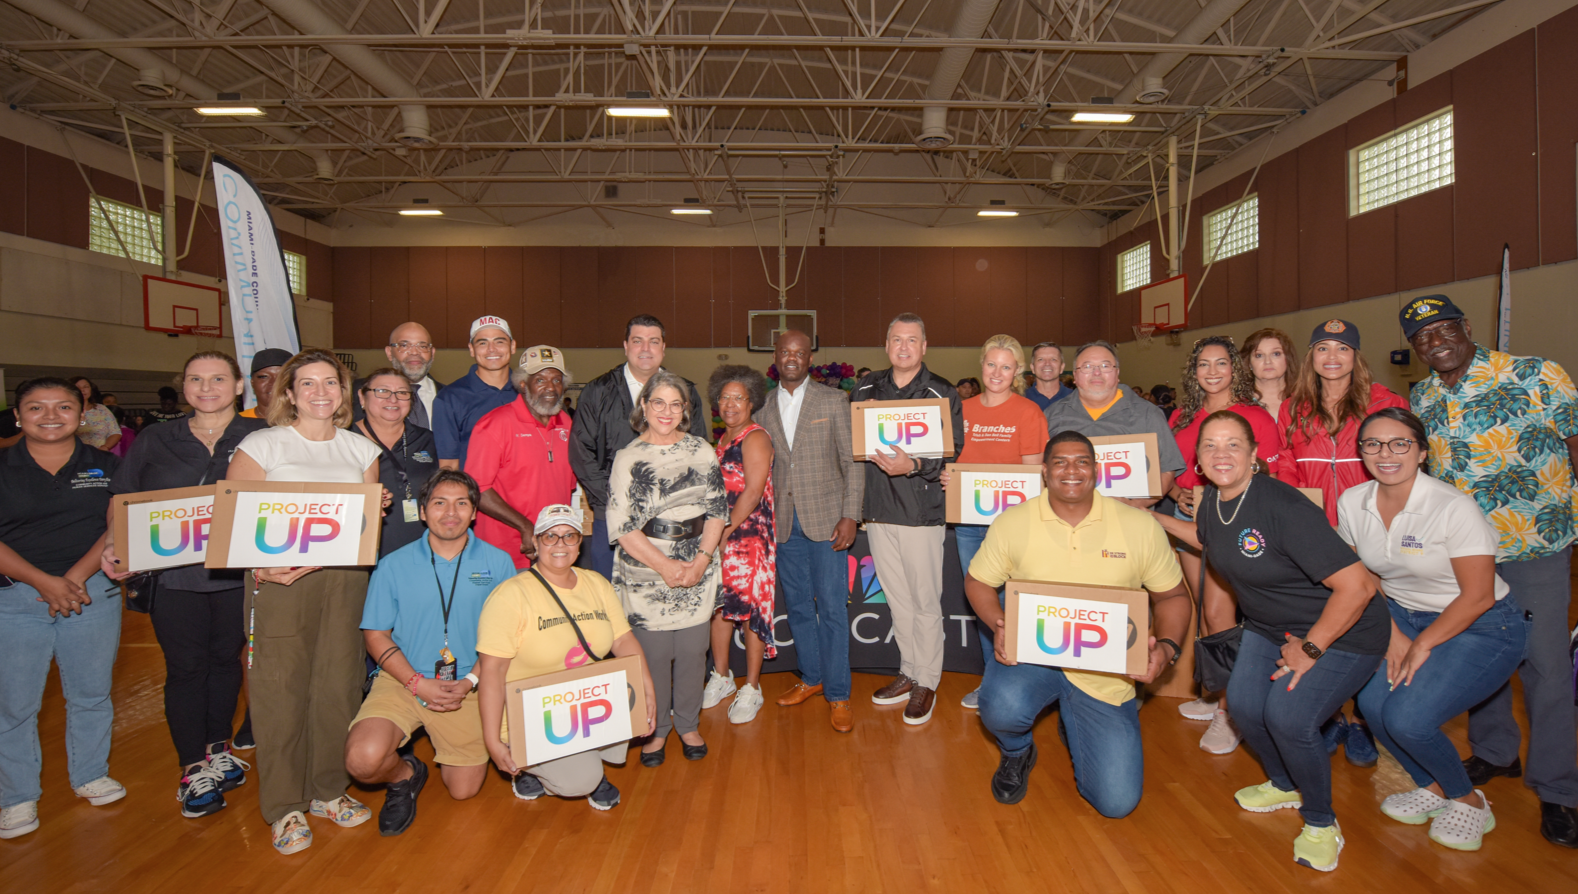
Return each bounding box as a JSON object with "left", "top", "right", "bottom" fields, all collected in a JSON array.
[
  {"left": 526, "top": 393, "right": 564, "bottom": 417},
  {"left": 402, "top": 361, "right": 433, "bottom": 382}
]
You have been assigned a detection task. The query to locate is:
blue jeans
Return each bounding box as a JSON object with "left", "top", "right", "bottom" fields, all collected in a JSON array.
[
  {"left": 585, "top": 517, "right": 615, "bottom": 579},
  {"left": 779, "top": 512, "right": 851, "bottom": 702},
  {"left": 978, "top": 655, "right": 1144, "bottom": 818},
  {"left": 954, "top": 524, "right": 992, "bottom": 658},
  {"left": 1471, "top": 548, "right": 1578, "bottom": 806},
  {"left": 0, "top": 573, "right": 122, "bottom": 807},
  {"left": 1356, "top": 597, "right": 1528, "bottom": 800},
  {"left": 1227, "top": 629, "right": 1381, "bottom": 827}
]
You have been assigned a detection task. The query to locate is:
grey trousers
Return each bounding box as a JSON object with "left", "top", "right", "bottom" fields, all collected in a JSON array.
[
  {"left": 528, "top": 743, "right": 626, "bottom": 798},
  {"left": 866, "top": 522, "right": 947, "bottom": 690},
  {"left": 633, "top": 622, "right": 710, "bottom": 740},
  {"left": 1469, "top": 547, "right": 1578, "bottom": 807}
]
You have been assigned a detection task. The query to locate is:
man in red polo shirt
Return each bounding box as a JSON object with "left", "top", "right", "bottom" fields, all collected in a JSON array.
[{"left": 465, "top": 345, "right": 577, "bottom": 569}]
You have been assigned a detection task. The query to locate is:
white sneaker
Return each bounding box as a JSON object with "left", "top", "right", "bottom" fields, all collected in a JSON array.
[
  {"left": 1178, "top": 696, "right": 1219, "bottom": 721},
  {"left": 701, "top": 670, "right": 737, "bottom": 709},
  {"left": 0, "top": 801, "right": 39, "bottom": 839},
  {"left": 1199, "top": 710, "right": 1242, "bottom": 754},
  {"left": 1429, "top": 791, "right": 1495, "bottom": 851},
  {"left": 1381, "top": 787, "right": 1451, "bottom": 825},
  {"left": 72, "top": 776, "right": 126, "bottom": 806},
  {"left": 960, "top": 688, "right": 980, "bottom": 709},
  {"left": 728, "top": 684, "right": 765, "bottom": 724}
]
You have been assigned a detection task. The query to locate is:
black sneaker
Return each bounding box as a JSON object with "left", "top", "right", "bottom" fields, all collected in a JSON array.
[
  {"left": 177, "top": 765, "right": 228, "bottom": 818},
  {"left": 206, "top": 745, "right": 250, "bottom": 792},
  {"left": 1463, "top": 755, "right": 1522, "bottom": 786},
  {"left": 512, "top": 773, "right": 546, "bottom": 801},
  {"left": 991, "top": 744, "right": 1038, "bottom": 805},
  {"left": 377, "top": 754, "right": 427, "bottom": 837},
  {"left": 588, "top": 777, "right": 620, "bottom": 811}
]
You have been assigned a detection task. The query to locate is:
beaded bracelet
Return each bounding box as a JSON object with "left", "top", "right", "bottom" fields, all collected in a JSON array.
[{"left": 405, "top": 672, "right": 423, "bottom": 694}]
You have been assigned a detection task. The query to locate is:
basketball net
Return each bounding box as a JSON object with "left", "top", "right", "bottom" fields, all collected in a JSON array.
[{"left": 1133, "top": 324, "right": 1157, "bottom": 345}]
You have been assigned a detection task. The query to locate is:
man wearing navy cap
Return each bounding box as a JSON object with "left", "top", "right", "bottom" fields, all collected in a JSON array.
[
  {"left": 433, "top": 316, "right": 517, "bottom": 470},
  {"left": 1403, "top": 294, "right": 1578, "bottom": 848}
]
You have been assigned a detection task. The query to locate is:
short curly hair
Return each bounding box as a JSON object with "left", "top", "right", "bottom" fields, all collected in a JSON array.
[{"left": 707, "top": 364, "right": 767, "bottom": 414}]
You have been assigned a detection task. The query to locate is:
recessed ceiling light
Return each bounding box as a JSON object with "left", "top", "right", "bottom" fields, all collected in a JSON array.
[
  {"left": 670, "top": 208, "right": 713, "bottom": 215},
  {"left": 607, "top": 106, "right": 671, "bottom": 118},
  {"left": 977, "top": 209, "right": 1019, "bottom": 217},
  {"left": 1070, "top": 111, "right": 1135, "bottom": 124},
  {"left": 195, "top": 106, "right": 265, "bottom": 116}
]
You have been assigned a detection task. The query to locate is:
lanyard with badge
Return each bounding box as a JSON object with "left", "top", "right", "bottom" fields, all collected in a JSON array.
[
  {"left": 362, "top": 421, "right": 421, "bottom": 523},
  {"left": 431, "top": 545, "right": 463, "bottom": 680}
]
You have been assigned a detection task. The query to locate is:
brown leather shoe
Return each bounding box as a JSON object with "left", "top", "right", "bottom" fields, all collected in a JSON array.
[
  {"left": 830, "top": 701, "right": 853, "bottom": 733},
  {"left": 871, "top": 674, "right": 914, "bottom": 705},
  {"left": 902, "top": 685, "right": 936, "bottom": 725},
  {"left": 776, "top": 682, "right": 823, "bottom": 707}
]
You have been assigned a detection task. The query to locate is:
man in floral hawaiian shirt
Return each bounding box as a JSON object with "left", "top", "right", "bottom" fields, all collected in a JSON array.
[{"left": 1403, "top": 294, "right": 1578, "bottom": 848}]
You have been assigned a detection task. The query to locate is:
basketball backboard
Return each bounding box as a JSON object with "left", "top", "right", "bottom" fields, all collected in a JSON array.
[
  {"left": 747, "top": 309, "right": 818, "bottom": 353},
  {"left": 1138, "top": 274, "right": 1188, "bottom": 332},
  {"left": 144, "top": 275, "right": 225, "bottom": 337}
]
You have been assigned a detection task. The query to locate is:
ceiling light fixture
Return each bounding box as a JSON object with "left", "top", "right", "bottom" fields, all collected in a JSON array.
[
  {"left": 671, "top": 198, "right": 712, "bottom": 215},
  {"left": 399, "top": 199, "right": 443, "bottom": 217},
  {"left": 978, "top": 200, "right": 1018, "bottom": 218},
  {"left": 196, "top": 92, "right": 265, "bottom": 116},
  {"left": 607, "top": 90, "right": 670, "bottom": 118},
  {"left": 1072, "top": 95, "right": 1134, "bottom": 125}
]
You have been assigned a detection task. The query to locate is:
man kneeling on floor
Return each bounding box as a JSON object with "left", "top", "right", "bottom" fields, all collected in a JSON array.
[
  {"left": 965, "top": 431, "right": 1190, "bottom": 816},
  {"left": 345, "top": 469, "right": 519, "bottom": 835}
]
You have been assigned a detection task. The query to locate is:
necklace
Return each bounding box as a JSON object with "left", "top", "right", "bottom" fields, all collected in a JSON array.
[{"left": 1215, "top": 474, "right": 1253, "bottom": 526}]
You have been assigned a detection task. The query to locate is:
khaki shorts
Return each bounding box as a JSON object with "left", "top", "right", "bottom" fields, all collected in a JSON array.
[{"left": 352, "top": 671, "right": 488, "bottom": 766}]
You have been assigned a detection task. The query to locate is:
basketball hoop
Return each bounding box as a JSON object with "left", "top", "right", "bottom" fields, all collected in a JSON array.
[
  {"left": 179, "top": 325, "right": 223, "bottom": 339},
  {"left": 1133, "top": 324, "right": 1157, "bottom": 345}
]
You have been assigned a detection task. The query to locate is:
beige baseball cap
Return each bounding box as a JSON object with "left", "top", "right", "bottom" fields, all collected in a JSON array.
[
  {"left": 520, "top": 344, "right": 567, "bottom": 376},
  {"left": 533, "top": 503, "right": 583, "bottom": 534}
]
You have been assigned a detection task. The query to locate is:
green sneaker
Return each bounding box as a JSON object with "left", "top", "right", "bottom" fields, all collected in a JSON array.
[
  {"left": 1234, "top": 780, "right": 1303, "bottom": 813},
  {"left": 1294, "top": 822, "right": 1344, "bottom": 872}
]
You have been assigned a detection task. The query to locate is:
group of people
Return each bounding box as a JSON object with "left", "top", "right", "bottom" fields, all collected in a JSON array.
[{"left": 0, "top": 295, "right": 1573, "bottom": 871}]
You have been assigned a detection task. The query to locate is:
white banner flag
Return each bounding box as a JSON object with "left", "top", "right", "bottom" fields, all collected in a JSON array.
[
  {"left": 1496, "top": 244, "right": 1511, "bottom": 352},
  {"left": 213, "top": 156, "right": 300, "bottom": 407}
]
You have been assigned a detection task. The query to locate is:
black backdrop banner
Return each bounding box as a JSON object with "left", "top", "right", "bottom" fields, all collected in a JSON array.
[{"left": 727, "top": 528, "right": 986, "bottom": 678}]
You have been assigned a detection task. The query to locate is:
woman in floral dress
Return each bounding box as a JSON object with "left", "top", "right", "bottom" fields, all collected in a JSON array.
[{"left": 700, "top": 365, "right": 777, "bottom": 724}]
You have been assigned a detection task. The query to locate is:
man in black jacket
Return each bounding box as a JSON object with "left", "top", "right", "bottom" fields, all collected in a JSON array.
[
  {"left": 852, "top": 313, "right": 964, "bottom": 726},
  {"left": 569, "top": 314, "right": 708, "bottom": 577}
]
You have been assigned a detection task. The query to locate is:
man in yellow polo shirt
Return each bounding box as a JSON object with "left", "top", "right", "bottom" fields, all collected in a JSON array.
[{"left": 966, "top": 430, "right": 1190, "bottom": 815}]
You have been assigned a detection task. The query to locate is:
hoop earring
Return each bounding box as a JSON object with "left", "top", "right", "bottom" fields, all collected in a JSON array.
[
  {"left": 1193, "top": 463, "right": 1202, "bottom": 477},
  {"left": 1251, "top": 460, "right": 1261, "bottom": 474}
]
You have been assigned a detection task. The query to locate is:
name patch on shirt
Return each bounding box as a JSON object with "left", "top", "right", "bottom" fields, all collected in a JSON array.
[
  {"left": 1399, "top": 535, "right": 1425, "bottom": 555},
  {"left": 410, "top": 451, "right": 433, "bottom": 464},
  {"left": 1238, "top": 528, "right": 1266, "bottom": 558},
  {"left": 72, "top": 469, "right": 110, "bottom": 489},
  {"left": 469, "top": 570, "right": 496, "bottom": 585},
  {"left": 1100, "top": 549, "right": 1127, "bottom": 559}
]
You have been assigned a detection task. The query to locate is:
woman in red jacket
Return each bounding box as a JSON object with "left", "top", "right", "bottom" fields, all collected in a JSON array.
[
  {"left": 1166, "top": 335, "right": 1285, "bottom": 755},
  {"left": 1275, "top": 319, "right": 1407, "bottom": 767},
  {"left": 1277, "top": 320, "right": 1408, "bottom": 526}
]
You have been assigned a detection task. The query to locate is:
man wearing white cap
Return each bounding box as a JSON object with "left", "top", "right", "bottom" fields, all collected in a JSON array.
[
  {"left": 433, "top": 316, "right": 517, "bottom": 470},
  {"left": 466, "top": 346, "right": 579, "bottom": 570}
]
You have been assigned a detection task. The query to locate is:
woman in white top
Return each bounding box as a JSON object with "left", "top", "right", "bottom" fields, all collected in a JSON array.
[
  {"left": 1337, "top": 407, "right": 1528, "bottom": 853},
  {"left": 226, "top": 349, "right": 387, "bottom": 856}
]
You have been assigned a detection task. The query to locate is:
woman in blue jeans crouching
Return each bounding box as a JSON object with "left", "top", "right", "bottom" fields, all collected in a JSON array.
[{"left": 1337, "top": 407, "right": 1527, "bottom": 852}]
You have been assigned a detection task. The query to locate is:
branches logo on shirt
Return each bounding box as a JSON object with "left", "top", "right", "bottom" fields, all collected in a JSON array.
[{"left": 1238, "top": 527, "right": 1266, "bottom": 558}]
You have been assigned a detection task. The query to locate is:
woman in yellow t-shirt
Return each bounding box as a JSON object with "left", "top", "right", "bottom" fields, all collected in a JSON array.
[{"left": 475, "top": 504, "right": 657, "bottom": 811}]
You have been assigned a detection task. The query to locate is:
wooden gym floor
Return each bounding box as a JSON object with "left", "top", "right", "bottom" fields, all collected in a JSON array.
[{"left": 2, "top": 609, "right": 1575, "bottom": 893}]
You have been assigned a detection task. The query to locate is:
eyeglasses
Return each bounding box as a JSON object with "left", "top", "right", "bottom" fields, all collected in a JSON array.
[
  {"left": 389, "top": 341, "right": 433, "bottom": 352},
  {"left": 645, "top": 398, "right": 686, "bottom": 413},
  {"left": 1075, "top": 362, "right": 1116, "bottom": 374},
  {"left": 537, "top": 531, "right": 582, "bottom": 545},
  {"left": 1359, "top": 437, "right": 1419, "bottom": 455},
  {"left": 365, "top": 388, "right": 413, "bottom": 401},
  {"left": 717, "top": 394, "right": 752, "bottom": 405}
]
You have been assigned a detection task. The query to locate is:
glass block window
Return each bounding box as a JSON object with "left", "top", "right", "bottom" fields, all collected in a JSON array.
[
  {"left": 1205, "top": 194, "right": 1258, "bottom": 262},
  {"left": 1351, "top": 108, "right": 1453, "bottom": 216},
  {"left": 283, "top": 250, "right": 306, "bottom": 295},
  {"left": 89, "top": 196, "right": 162, "bottom": 266},
  {"left": 1117, "top": 243, "right": 1151, "bottom": 293}
]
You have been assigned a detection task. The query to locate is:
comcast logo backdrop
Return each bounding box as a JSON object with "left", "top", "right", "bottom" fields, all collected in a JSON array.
[{"left": 849, "top": 555, "right": 886, "bottom": 604}]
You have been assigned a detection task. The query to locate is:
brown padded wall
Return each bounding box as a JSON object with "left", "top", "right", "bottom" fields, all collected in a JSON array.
[
  {"left": 1394, "top": 75, "right": 1456, "bottom": 291},
  {"left": 1536, "top": 5, "right": 1578, "bottom": 265},
  {"left": 1453, "top": 31, "right": 1540, "bottom": 280},
  {"left": 1346, "top": 101, "right": 1398, "bottom": 303},
  {"left": 331, "top": 246, "right": 371, "bottom": 349},
  {"left": 27, "top": 147, "right": 89, "bottom": 250},
  {"left": 0, "top": 138, "right": 24, "bottom": 236}
]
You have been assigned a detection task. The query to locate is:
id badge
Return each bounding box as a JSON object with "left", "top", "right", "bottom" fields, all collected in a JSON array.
[
  {"left": 435, "top": 647, "right": 457, "bottom": 681},
  {"left": 402, "top": 499, "right": 420, "bottom": 523}
]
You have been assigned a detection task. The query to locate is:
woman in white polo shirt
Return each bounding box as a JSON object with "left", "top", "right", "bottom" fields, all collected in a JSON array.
[{"left": 1338, "top": 407, "right": 1528, "bottom": 853}]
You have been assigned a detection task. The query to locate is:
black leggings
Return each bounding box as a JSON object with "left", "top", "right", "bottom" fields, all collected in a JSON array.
[{"left": 149, "top": 586, "right": 246, "bottom": 766}]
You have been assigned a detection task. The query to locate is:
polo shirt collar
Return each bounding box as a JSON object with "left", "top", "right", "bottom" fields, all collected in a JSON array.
[
  {"left": 416, "top": 531, "right": 475, "bottom": 565},
  {"left": 1037, "top": 491, "right": 1106, "bottom": 530},
  {"left": 1362, "top": 474, "right": 1430, "bottom": 522},
  {"left": 5, "top": 438, "right": 89, "bottom": 471},
  {"left": 1079, "top": 388, "right": 1123, "bottom": 417}
]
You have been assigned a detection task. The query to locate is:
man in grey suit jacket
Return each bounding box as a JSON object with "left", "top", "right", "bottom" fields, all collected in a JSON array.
[{"left": 755, "top": 331, "right": 864, "bottom": 733}]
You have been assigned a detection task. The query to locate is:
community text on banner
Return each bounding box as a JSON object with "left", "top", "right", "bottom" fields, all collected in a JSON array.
[{"left": 212, "top": 156, "right": 300, "bottom": 408}]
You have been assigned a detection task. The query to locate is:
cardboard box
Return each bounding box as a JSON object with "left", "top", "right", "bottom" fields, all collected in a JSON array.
[
  {"left": 205, "top": 482, "right": 382, "bottom": 568},
  {"left": 111, "top": 485, "right": 218, "bottom": 573},
  {"left": 945, "top": 463, "right": 1042, "bottom": 525},
  {"left": 1088, "top": 433, "right": 1163, "bottom": 499},
  {"left": 851, "top": 398, "right": 955, "bottom": 460},
  {"left": 505, "top": 655, "right": 647, "bottom": 768},
  {"left": 1003, "top": 579, "right": 1151, "bottom": 676}
]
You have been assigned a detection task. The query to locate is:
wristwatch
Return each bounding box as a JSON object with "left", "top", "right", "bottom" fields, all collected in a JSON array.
[
  {"left": 1301, "top": 639, "right": 1324, "bottom": 661},
  {"left": 1156, "top": 638, "right": 1182, "bottom": 666}
]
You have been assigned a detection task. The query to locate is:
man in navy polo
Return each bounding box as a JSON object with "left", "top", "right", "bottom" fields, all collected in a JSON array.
[{"left": 433, "top": 316, "right": 517, "bottom": 469}]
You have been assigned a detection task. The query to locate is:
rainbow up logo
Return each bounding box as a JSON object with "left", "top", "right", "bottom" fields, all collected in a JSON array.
[
  {"left": 971, "top": 478, "right": 1029, "bottom": 516},
  {"left": 874, "top": 410, "right": 931, "bottom": 448},
  {"left": 253, "top": 501, "right": 345, "bottom": 555},
  {"left": 1014, "top": 592, "right": 1129, "bottom": 674},
  {"left": 148, "top": 506, "right": 213, "bottom": 557},
  {"left": 541, "top": 681, "right": 616, "bottom": 745}
]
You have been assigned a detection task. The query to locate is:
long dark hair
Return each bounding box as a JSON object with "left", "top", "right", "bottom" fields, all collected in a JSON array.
[
  {"left": 1285, "top": 342, "right": 1378, "bottom": 441},
  {"left": 67, "top": 375, "right": 103, "bottom": 407},
  {"left": 1171, "top": 336, "right": 1259, "bottom": 432}
]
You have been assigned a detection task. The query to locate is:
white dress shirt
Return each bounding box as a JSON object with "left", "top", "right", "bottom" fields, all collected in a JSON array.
[
  {"left": 623, "top": 363, "right": 645, "bottom": 407},
  {"left": 776, "top": 380, "right": 809, "bottom": 450},
  {"left": 415, "top": 376, "right": 438, "bottom": 424}
]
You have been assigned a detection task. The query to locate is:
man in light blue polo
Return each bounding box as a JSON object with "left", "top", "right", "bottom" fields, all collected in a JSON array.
[{"left": 343, "top": 469, "right": 519, "bottom": 837}]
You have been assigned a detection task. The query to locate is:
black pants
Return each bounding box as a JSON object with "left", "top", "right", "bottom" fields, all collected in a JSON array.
[{"left": 149, "top": 586, "right": 246, "bottom": 766}]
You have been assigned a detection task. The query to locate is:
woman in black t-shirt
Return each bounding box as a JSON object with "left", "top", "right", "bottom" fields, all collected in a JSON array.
[
  {"left": 103, "top": 351, "right": 266, "bottom": 819},
  {"left": 352, "top": 368, "right": 440, "bottom": 557},
  {"left": 0, "top": 378, "right": 123, "bottom": 840},
  {"left": 1154, "top": 410, "right": 1389, "bottom": 874}
]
